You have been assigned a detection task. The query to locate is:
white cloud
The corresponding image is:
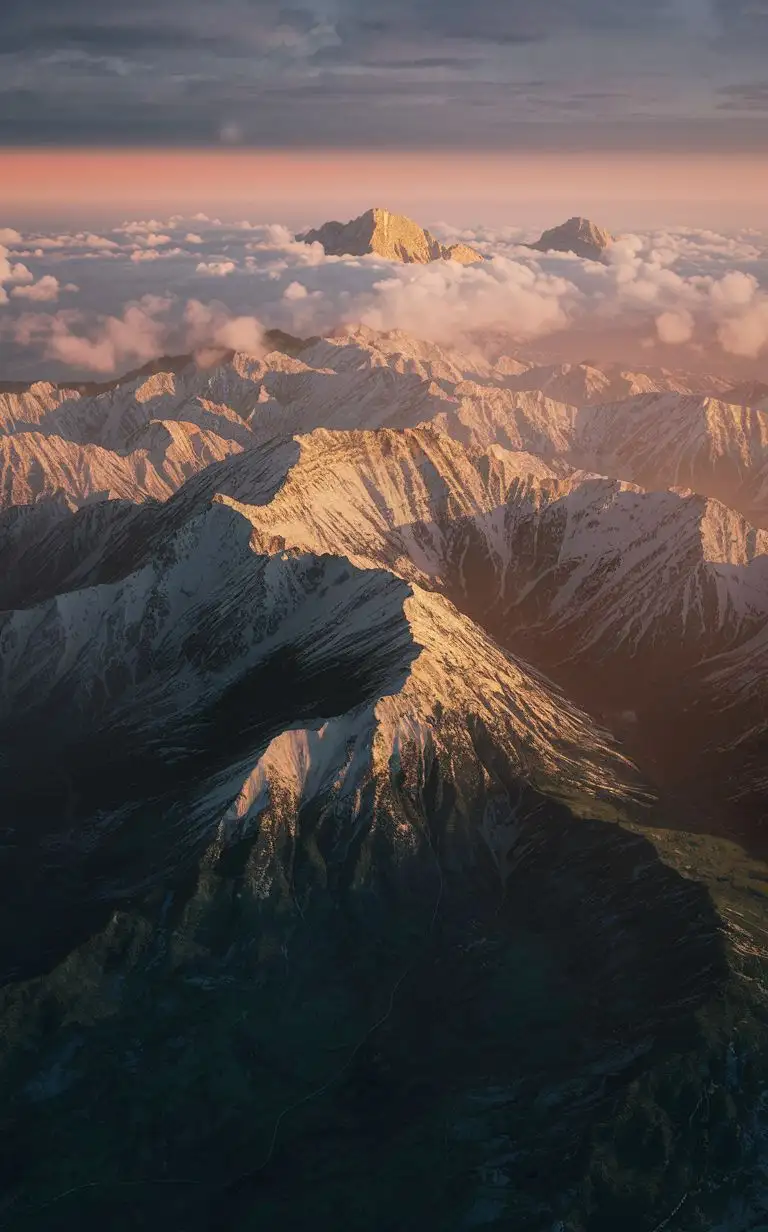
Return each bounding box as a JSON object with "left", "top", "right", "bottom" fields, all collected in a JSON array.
[
  {"left": 655, "top": 309, "right": 695, "bottom": 344},
  {"left": 118, "top": 219, "right": 166, "bottom": 235},
  {"left": 6, "top": 215, "right": 768, "bottom": 375},
  {"left": 32, "top": 237, "right": 69, "bottom": 250},
  {"left": 25, "top": 232, "right": 121, "bottom": 254},
  {"left": 717, "top": 302, "right": 768, "bottom": 358},
  {"left": 13, "top": 303, "right": 168, "bottom": 374},
  {"left": 11, "top": 276, "right": 64, "bottom": 303},
  {"left": 0, "top": 245, "right": 35, "bottom": 303},
  {"left": 346, "top": 257, "right": 573, "bottom": 346},
  {"left": 709, "top": 270, "right": 757, "bottom": 309},
  {"left": 183, "top": 299, "right": 265, "bottom": 357},
  {"left": 0, "top": 228, "right": 22, "bottom": 246},
  {"left": 4, "top": 261, "right": 34, "bottom": 286},
  {"left": 82, "top": 234, "right": 120, "bottom": 251},
  {"left": 196, "top": 260, "right": 237, "bottom": 277},
  {"left": 9, "top": 294, "right": 264, "bottom": 374},
  {"left": 131, "top": 246, "right": 185, "bottom": 262},
  {"left": 137, "top": 233, "right": 173, "bottom": 249}
]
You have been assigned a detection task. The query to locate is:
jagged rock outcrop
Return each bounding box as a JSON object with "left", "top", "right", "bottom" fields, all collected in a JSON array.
[
  {"left": 530, "top": 215, "right": 614, "bottom": 260},
  {"left": 9, "top": 411, "right": 764, "bottom": 825},
  {"left": 298, "top": 207, "right": 484, "bottom": 264},
  {"left": 502, "top": 359, "right": 725, "bottom": 405},
  {"left": 0, "top": 499, "right": 417, "bottom": 980},
  {"left": 572, "top": 391, "right": 768, "bottom": 528},
  {"left": 4, "top": 327, "right": 761, "bottom": 525},
  {"left": 204, "top": 428, "right": 768, "bottom": 684}
]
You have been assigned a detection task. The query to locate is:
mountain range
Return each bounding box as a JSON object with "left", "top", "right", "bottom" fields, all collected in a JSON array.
[
  {"left": 2, "top": 322, "right": 768, "bottom": 1231},
  {"left": 297, "top": 207, "right": 618, "bottom": 266}
]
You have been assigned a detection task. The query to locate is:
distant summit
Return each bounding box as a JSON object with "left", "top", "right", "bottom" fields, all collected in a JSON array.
[
  {"left": 530, "top": 216, "right": 614, "bottom": 261},
  {"left": 297, "top": 207, "right": 484, "bottom": 265}
]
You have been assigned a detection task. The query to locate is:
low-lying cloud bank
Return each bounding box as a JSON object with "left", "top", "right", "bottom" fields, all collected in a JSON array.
[
  {"left": 9, "top": 296, "right": 270, "bottom": 376},
  {"left": 1, "top": 215, "right": 767, "bottom": 378}
]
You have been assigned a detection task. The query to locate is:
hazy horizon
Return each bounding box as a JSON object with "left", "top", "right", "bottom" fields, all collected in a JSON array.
[{"left": 1, "top": 148, "right": 767, "bottom": 232}]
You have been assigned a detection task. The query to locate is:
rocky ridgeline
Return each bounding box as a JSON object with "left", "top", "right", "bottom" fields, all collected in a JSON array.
[{"left": 298, "top": 206, "right": 484, "bottom": 264}]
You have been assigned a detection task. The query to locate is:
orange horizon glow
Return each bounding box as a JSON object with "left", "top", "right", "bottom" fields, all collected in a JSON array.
[{"left": 1, "top": 148, "right": 767, "bottom": 230}]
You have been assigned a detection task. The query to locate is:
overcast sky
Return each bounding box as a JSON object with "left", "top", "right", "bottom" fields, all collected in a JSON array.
[{"left": 2, "top": 0, "right": 768, "bottom": 150}]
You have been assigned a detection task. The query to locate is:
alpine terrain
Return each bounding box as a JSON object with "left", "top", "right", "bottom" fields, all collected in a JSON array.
[
  {"left": 1, "top": 324, "right": 768, "bottom": 1232},
  {"left": 530, "top": 216, "right": 615, "bottom": 261},
  {"left": 298, "top": 207, "right": 484, "bottom": 264}
]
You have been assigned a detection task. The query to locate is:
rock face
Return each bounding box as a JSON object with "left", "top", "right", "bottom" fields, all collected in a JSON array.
[
  {"left": 502, "top": 359, "right": 722, "bottom": 406},
  {"left": 297, "top": 206, "right": 484, "bottom": 264},
  {"left": 4, "top": 324, "right": 767, "bottom": 819},
  {"left": 0, "top": 502, "right": 418, "bottom": 980},
  {"left": 530, "top": 215, "right": 614, "bottom": 260},
  {"left": 572, "top": 391, "right": 768, "bottom": 528},
  {"left": 3, "top": 322, "right": 768, "bottom": 1232}
]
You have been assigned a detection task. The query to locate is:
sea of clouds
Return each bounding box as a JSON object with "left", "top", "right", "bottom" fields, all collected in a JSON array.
[{"left": 1, "top": 215, "right": 767, "bottom": 380}]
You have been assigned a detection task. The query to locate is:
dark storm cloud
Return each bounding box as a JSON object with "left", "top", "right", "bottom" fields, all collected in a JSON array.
[{"left": 0, "top": 0, "right": 765, "bottom": 148}]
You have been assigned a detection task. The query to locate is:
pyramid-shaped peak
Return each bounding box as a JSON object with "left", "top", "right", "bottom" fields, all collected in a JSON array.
[
  {"left": 297, "top": 208, "right": 483, "bottom": 265},
  {"left": 531, "top": 216, "right": 615, "bottom": 260}
]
